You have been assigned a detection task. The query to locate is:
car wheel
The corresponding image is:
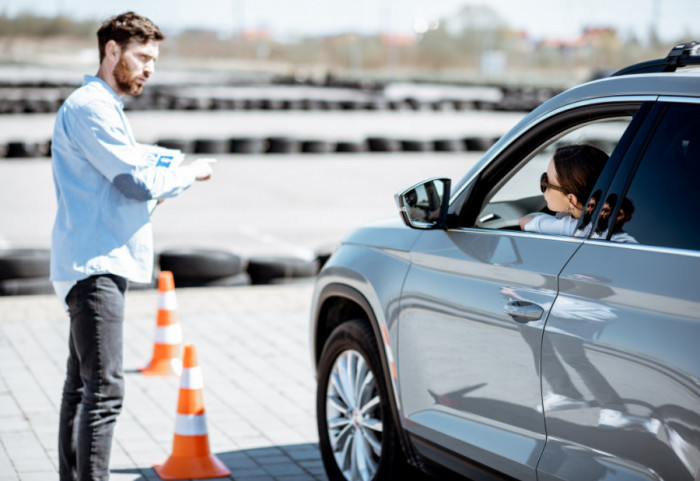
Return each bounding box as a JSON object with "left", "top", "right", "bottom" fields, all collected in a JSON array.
[{"left": 316, "top": 320, "right": 405, "bottom": 481}]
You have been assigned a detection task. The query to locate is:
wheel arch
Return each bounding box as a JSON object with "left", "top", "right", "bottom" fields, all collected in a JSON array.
[{"left": 312, "top": 282, "right": 422, "bottom": 468}]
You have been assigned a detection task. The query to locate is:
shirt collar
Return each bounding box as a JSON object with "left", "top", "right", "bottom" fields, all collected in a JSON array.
[{"left": 82, "top": 75, "right": 124, "bottom": 108}]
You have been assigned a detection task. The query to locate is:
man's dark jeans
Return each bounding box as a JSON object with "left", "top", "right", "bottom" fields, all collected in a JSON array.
[{"left": 59, "top": 274, "right": 128, "bottom": 481}]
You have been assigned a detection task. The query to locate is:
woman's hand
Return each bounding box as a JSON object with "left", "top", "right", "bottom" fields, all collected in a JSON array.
[{"left": 519, "top": 215, "right": 534, "bottom": 230}]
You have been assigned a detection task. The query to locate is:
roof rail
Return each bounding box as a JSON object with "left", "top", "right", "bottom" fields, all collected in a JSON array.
[{"left": 611, "top": 41, "right": 700, "bottom": 77}]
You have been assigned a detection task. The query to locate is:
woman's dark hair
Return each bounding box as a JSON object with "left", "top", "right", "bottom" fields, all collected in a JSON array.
[
  {"left": 97, "top": 12, "right": 164, "bottom": 63},
  {"left": 552, "top": 144, "right": 609, "bottom": 205}
]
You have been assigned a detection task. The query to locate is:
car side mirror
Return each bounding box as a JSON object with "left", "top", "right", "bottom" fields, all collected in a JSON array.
[{"left": 395, "top": 178, "right": 451, "bottom": 229}]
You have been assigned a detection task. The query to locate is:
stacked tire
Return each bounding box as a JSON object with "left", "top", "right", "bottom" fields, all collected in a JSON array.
[
  {"left": 0, "top": 249, "right": 53, "bottom": 296},
  {"left": 158, "top": 248, "right": 250, "bottom": 288}
]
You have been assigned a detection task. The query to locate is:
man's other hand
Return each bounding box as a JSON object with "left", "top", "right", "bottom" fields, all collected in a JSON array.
[{"left": 191, "top": 158, "right": 217, "bottom": 181}]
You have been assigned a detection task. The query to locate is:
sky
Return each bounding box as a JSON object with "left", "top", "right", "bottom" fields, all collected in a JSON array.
[{"left": 1, "top": 0, "right": 698, "bottom": 43}]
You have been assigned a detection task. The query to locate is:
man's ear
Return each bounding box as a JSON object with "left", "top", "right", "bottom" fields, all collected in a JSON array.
[{"left": 106, "top": 40, "right": 121, "bottom": 61}]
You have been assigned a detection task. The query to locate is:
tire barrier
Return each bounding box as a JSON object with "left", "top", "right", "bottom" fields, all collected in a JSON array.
[
  {"left": 0, "top": 248, "right": 53, "bottom": 296},
  {"left": 335, "top": 140, "right": 367, "bottom": 153},
  {"left": 367, "top": 137, "right": 401, "bottom": 152},
  {"left": 266, "top": 137, "right": 301, "bottom": 154},
  {"left": 0, "top": 244, "right": 338, "bottom": 296},
  {"left": 0, "top": 81, "right": 559, "bottom": 115},
  {"left": 229, "top": 137, "right": 267, "bottom": 154},
  {"left": 0, "top": 248, "right": 51, "bottom": 279},
  {"left": 0, "top": 134, "right": 500, "bottom": 158},
  {"left": 246, "top": 255, "right": 320, "bottom": 285},
  {"left": 433, "top": 139, "right": 465, "bottom": 152},
  {"left": 302, "top": 140, "right": 335, "bottom": 154},
  {"left": 464, "top": 137, "right": 497, "bottom": 152},
  {"left": 400, "top": 139, "right": 433, "bottom": 152},
  {"left": 6, "top": 141, "right": 50, "bottom": 158},
  {"left": 194, "top": 138, "right": 229, "bottom": 155},
  {"left": 158, "top": 248, "right": 246, "bottom": 288},
  {"left": 0, "top": 244, "right": 353, "bottom": 295}
]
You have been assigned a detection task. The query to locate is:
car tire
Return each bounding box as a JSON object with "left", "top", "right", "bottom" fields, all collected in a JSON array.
[{"left": 316, "top": 320, "right": 407, "bottom": 481}]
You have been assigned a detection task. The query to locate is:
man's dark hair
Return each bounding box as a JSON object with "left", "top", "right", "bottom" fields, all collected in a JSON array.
[
  {"left": 553, "top": 144, "right": 609, "bottom": 204},
  {"left": 97, "top": 12, "right": 164, "bottom": 63}
]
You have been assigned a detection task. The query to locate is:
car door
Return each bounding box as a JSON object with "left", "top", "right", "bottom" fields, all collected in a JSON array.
[
  {"left": 537, "top": 100, "right": 700, "bottom": 481},
  {"left": 395, "top": 101, "right": 646, "bottom": 480}
]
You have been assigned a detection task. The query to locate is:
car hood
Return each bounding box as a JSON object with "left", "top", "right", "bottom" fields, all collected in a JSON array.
[{"left": 341, "top": 217, "right": 423, "bottom": 252}]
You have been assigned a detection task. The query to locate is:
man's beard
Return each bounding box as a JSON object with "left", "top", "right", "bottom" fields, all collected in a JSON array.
[{"left": 113, "top": 55, "right": 144, "bottom": 96}]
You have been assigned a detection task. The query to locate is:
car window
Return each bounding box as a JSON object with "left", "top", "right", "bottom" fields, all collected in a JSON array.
[
  {"left": 594, "top": 102, "right": 700, "bottom": 251},
  {"left": 475, "top": 117, "right": 633, "bottom": 231}
]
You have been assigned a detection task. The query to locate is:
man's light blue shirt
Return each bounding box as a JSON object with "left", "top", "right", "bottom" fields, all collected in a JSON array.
[{"left": 51, "top": 75, "right": 196, "bottom": 297}]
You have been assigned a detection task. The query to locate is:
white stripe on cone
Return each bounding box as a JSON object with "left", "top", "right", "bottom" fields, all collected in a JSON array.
[
  {"left": 159, "top": 290, "right": 178, "bottom": 310},
  {"left": 180, "top": 366, "right": 203, "bottom": 390},
  {"left": 174, "top": 413, "right": 208, "bottom": 436},
  {"left": 154, "top": 324, "right": 183, "bottom": 344}
]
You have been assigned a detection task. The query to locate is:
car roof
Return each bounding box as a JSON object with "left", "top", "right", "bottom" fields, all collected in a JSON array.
[
  {"left": 451, "top": 68, "right": 700, "bottom": 197},
  {"left": 496, "top": 69, "right": 700, "bottom": 153},
  {"left": 546, "top": 69, "right": 700, "bottom": 108}
]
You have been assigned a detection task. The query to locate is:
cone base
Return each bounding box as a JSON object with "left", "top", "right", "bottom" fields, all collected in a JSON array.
[
  {"left": 140, "top": 359, "right": 182, "bottom": 377},
  {"left": 154, "top": 454, "right": 231, "bottom": 480}
]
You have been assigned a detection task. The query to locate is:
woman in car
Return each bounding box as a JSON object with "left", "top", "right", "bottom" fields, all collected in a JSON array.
[{"left": 519, "top": 144, "right": 608, "bottom": 236}]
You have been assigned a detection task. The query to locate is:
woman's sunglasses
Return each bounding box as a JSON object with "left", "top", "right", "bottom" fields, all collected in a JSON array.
[{"left": 540, "top": 172, "right": 568, "bottom": 194}]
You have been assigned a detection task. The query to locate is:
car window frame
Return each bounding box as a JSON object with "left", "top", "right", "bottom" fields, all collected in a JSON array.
[
  {"left": 586, "top": 97, "right": 700, "bottom": 253},
  {"left": 448, "top": 99, "right": 653, "bottom": 232}
]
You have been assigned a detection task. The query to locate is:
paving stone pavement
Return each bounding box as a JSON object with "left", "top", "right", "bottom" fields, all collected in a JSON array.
[{"left": 0, "top": 282, "right": 329, "bottom": 481}]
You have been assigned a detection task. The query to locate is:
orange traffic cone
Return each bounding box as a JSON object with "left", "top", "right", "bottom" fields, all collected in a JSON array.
[
  {"left": 154, "top": 344, "right": 231, "bottom": 480},
  {"left": 140, "top": 271, "right": 183, "bottom": 377}
]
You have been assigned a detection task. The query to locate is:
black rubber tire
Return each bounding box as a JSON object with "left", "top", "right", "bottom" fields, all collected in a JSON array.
[
  {"left": 0, "top": 249, "right": 51, "bottom": 280},
  {"left": 194, "top": 138, "right": 229, "bottom": 154},
  {"left": 367, "top": 137, "right": 400, "bottom": 153},
  {"left": 400, "top": 140, "right": 432, "bottom": 152},
  {"left": 5, "top": 141, "right": 45, "bottom": 158},
  {"left": 302, "top": 140, "right": 335, "bottom": 154},
  {"left": 433, "top": 139, "right": 464, "bottom": 152},
  {"left": 246, "top": 255, "right": 319, "bottom": 285},
  {"left": 464, "top": 137, "right": 496, "bottom": 152},
  {"left": 316, "top": 320, "right": 407, "bottom": 481},
  {"left": 335, "top": 141, "right": 367, "bottom": 153},
  {"left": 266, "top": 137, "right": 301, "bottom": 154},
  {"left": 229, "top": 138, "right": 267, "bottom": 154},
  {"left": 172, "top": 272, "right": 251, "bottom": 288},
  {"left": 0, "top": 277, "right": 54, "bottom": 296},
  {"left": 158, "top": 248, "right": 245, "bottom": 282}
]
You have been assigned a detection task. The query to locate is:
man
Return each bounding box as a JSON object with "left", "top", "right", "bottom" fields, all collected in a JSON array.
[{"left": 50, "top": 12, "right": 215, "bottom": 480}]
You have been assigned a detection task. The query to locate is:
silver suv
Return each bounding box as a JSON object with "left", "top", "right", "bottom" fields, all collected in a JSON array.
[{"left": 310, "top": 43, "right": 700, "bottom": 481}]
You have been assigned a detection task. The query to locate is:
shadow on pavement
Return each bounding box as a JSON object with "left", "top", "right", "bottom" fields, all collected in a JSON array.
[
  {"left": 110, "top": 442, "right": 443, "bottom": 480},
  {"left": 111, "top": 442, "right": 326, "bottom": 480}
]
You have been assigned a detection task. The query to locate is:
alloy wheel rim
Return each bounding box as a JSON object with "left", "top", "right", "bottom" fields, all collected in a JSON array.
[{"left": 326, "top": 349, "right": 383, "bottom": 481}]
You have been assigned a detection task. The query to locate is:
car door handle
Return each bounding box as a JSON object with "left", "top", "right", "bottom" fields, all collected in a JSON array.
[{"left": 504, "top": 301, "right": 544, "bottom": 323}]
